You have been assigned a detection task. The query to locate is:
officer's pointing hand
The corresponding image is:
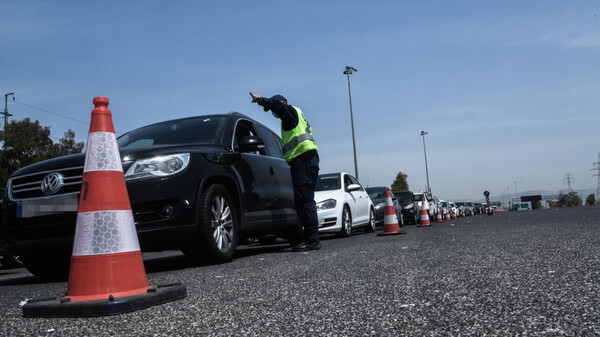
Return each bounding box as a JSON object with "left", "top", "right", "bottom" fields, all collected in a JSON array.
[{"left": 249, "top": 92, "right": 262, "bottom": 103}]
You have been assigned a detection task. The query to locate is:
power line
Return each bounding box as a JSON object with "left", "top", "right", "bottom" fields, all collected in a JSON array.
[{"left": 12, "top": 99, "right": 89, "bottom": 125}]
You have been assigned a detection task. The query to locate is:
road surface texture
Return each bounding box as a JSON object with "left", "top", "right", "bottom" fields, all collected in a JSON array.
[{"left": 1, "top": 206, "right": 598, "bottom": 336}]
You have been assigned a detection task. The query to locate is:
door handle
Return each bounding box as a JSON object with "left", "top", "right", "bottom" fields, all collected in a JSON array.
[{"left": 269, "top": 167, "right": 275, "bottom": 175}]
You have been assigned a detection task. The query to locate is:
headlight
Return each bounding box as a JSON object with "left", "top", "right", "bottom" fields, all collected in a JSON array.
[
  {"left": 374, "top": 202, "right": 385, "bottom": 210},
  {"left": 125, "top": 153, "right": 190, "bottom": 180},
  {"left": 316, "top": 199, "right": 336, "bottom": 210},
  {"left": 403, "top": 203, "right": 413, "bottom": 210}
]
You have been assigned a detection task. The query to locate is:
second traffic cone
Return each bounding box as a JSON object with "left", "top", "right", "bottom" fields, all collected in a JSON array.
[
  {"left": 378, "top": 188, "right": 403, "bottom": 236},
  {"left": 445, "top": 208, "right": 451, "bottom": 221},
  {"left": 23, "top": 97, "right": 186, "bottom": 318},
  {"left": 434, "top": 204, "right": 443, "bottom": 223},
  {"left": 417, "top": 200, "right": 431, "bottom": 227}
]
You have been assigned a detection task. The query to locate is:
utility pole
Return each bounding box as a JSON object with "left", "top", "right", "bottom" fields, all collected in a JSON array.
[
  {"left": 563, "top": 173, "right": 574, "bottom": 193},
  {"left": 591, "top": 153, "right": 600, "bottom": 199},
  {"left": 3, "top": 93, "right": 14, "bottom": 140}
]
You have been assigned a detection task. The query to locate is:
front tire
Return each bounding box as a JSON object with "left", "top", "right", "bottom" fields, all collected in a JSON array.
[
  {"left": 187, "top": 184, "right": 239, "bottom": 264},
  {"left": 364, "top": 207, "right": 375, "bottom": 233},
  {"left": 337, "top": 205, "right": 352, "bottom": 238}
]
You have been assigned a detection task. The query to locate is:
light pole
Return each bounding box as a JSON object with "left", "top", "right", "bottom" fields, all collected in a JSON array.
[
  {"left": 510, "top": 180, "right": 523, "bottom": 203},
  {"left": 344, "top": 66, "right": 359, "bottom": 180},
  {"left": 420, "top": 130, "right": 431, "bottom": 197}
]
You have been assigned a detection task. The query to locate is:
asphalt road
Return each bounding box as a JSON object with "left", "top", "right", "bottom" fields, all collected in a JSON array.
[{"left": 1, "top": 206, "right": 599, "bottom": 336}]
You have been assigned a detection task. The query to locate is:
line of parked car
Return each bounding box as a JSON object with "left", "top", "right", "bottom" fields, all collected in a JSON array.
[{"left": 0, "top": 110, "right": 494, "bottom": 278}]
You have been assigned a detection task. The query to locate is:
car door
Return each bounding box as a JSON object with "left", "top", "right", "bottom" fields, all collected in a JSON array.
[
  {"left": 346, "top": 174, "right": 370, "bottom": 225},
  {"left": 231, "top": 120, "right": 284, "bottom": 231},
  {"left": 254, "top": 123, "right": 296, "bottom": 228}
]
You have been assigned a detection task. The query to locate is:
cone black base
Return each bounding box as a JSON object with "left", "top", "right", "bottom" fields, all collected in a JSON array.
[
  {"left": 377, "top": 230, "right": 406, "bottom": 236},
  {"left": 23, "top": 283, "right": 186, "bottom": 318}
]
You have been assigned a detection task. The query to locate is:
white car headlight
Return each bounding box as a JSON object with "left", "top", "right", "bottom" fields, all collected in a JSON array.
[
  {"left": 403, "top": 203, "right": 413, "bottom": 210},
  {"left": 316, "top": 199, "right": 336, "bottom": 210},
  {"left": 374, "top": 202, "right": 385, "bottom": 210},
  {"left": 125, "top": 153, "right": 190, "bottom": 180}
]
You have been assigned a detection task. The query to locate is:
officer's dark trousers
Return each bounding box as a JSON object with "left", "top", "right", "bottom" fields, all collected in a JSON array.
[{"left": 289, "top": 152, "right": 320, "bottom": 244}]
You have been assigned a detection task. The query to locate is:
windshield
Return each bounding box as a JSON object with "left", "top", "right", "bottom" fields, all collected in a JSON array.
[
  {"left": 117, "top": 116, "right": 227, "bottom": 148},
  {"left": 394, "top": 192, "right": 413, "bottom": 203},
  {"left": 414, "top": 194, "right": 425, "bottom": 201},
  {"left": 315, "top": 174, "right": 341, "bottom": 191},
  {"left": 366, "top": 187, "right": 386, "bottom": 200}
]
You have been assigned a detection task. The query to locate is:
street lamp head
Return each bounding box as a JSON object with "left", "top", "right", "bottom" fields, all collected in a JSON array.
[
  {"left": 344, "top": 66, "right": 357, "bottom": 75},
  {"left": 420, "top": 130, "right": 428, "bottom": 136}
]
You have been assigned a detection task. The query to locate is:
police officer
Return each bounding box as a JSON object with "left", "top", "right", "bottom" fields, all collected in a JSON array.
[{"left": 249, "top": 92, "right": 321, "bottom": 251}]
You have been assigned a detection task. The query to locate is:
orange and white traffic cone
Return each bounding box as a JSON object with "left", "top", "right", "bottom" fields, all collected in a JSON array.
[
  {"left": 434, "top": 204, "right": 443, "bottom": 223},
  {"left": 417, "top": 200, "right": 431, "bottom": 227},
  {"left": 444, "top": 209, "right": 451, "bottom": 221},
  {"left": 378, "top": 188, "right": 404, "bottom": 236},
  {"left": 23, "top": 97, "right": 186, "bottom": 318}
]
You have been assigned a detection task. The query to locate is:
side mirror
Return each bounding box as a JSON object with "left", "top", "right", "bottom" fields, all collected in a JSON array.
[
  {"left": 347, "top": 184, "right": 361, "bottom": 192},
  {"left": 239, "top": 136, "right": 265, "bottom": 153}
]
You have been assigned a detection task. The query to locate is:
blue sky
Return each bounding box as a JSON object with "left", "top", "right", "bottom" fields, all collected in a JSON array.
[{"left": 2, "top": 1, "right": 600, "bottom": 201}]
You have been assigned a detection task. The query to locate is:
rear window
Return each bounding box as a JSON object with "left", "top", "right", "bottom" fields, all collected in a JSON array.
[{"left": 316, "top": 174, "right": 341, "bottom": 191}]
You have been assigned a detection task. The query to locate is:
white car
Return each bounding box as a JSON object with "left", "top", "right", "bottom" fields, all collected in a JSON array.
[{"left": 314, "top": 172, "right": 375, "bottom": 237}]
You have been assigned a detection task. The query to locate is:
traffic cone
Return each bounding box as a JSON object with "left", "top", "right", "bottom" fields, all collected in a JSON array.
[
  {"left": 434, "top": 204, "right": 443, "bottom": 223},
  {"left": 444, "top": 209, "right": 451, "bottom": 221},
  {"left": 378, "top": 188, "right": 404, "bottom": 236},
  {"left": 417, "top": 200, "right": 431, "bottom": 227},
  {"left": 23, "top": 97, "right": 186, "bottom": 318}
]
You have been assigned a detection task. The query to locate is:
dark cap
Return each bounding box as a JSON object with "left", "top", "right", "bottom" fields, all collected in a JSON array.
[
  {"left": 264, "top": 94, "right": 287, "bottom": 111},
  {"left": 271, "top": 94, "right": 286, "bottom": 101}
]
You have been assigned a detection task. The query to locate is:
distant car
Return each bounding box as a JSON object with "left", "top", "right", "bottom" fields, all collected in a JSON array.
[
  {"left": 393, "top": 190, "right": 417, "bottom": 225},
  {"left": 413, "top": 192, "right": 434, "bottom": 220},
  {"left": 365, "top": 186, "right": 402, "bottom": 227},
  {"left": 449, "top": 202, "right": 458, "bottom": 217},
  {"left": 314, "top": 172, "right": 375, "bottom": 237}
]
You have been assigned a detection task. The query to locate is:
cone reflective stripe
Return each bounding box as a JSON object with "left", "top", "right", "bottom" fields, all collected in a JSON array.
[
  {"left": 434, "top": 204, "right": 443, "bottom": 223},
  {"left": 22, "top": 97, "right": 185, "bottom": 318},
  {"left": 418, "top": 200, "right": 431, "bottom": 227},
  {"left": 378, "top": 188, "right": 403, "bottom": 236}
]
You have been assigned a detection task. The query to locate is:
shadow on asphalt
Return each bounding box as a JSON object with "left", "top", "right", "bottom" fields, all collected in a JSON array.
[{"left": 0, "top": 231, "right": 372, "bottom": 286}]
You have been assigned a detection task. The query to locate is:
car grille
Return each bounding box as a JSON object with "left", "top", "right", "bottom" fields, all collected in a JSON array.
[{"left": 9, "top": 166, "right": 84, "bottom": 201}]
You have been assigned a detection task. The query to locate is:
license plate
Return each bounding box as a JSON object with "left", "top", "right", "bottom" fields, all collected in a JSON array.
[{"left": 17, "top": 194, "right": 79, "bottom": 218}]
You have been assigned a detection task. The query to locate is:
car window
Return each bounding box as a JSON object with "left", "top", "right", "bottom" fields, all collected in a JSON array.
[
  {"left": 233, "top": 120, "right": 265, "bottom": 155},
  {"left": 315, "top": 174, "right": 341, "bottom": 191},
  {"left": 394, "top": 192, "right": 413, "bottom": 203},
  {"left": 366, "top": 188, "right": 385, "bottom": 199},
  {"left": 347, "top": 175, "right": 364, "bottom": 191},
  {"left": 117, "top": 116, "right": 227, "bottom": 148},
  {"left": 255, "top": 124, "right": 284, "bottom": 159}
]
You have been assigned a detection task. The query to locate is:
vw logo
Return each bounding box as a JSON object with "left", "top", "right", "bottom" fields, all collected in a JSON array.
[{"left": 41, "top": 172, "right": 64, "bottom": 195}]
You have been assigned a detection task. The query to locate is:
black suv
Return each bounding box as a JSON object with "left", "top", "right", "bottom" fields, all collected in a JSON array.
[{"left": 1, "top": 113, "right": 301, "bottom": 278}]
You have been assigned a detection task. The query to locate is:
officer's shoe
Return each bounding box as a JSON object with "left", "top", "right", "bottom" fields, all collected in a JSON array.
[{"left": 291, "top": 241, "right": 321, "bottom": 252}]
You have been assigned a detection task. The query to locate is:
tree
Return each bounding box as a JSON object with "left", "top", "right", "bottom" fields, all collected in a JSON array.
[
  {"left": 0, "top": 118, "right": 84, "bottom": 187},
  {"left": 555, "top": 191, "right": 582, "bottom": 207},
  {"left": 586, "top": 193, "right": 596, "bottom": 205},
  {"left": 391, "top": 171, "right": 409, "bottom": 191}
]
